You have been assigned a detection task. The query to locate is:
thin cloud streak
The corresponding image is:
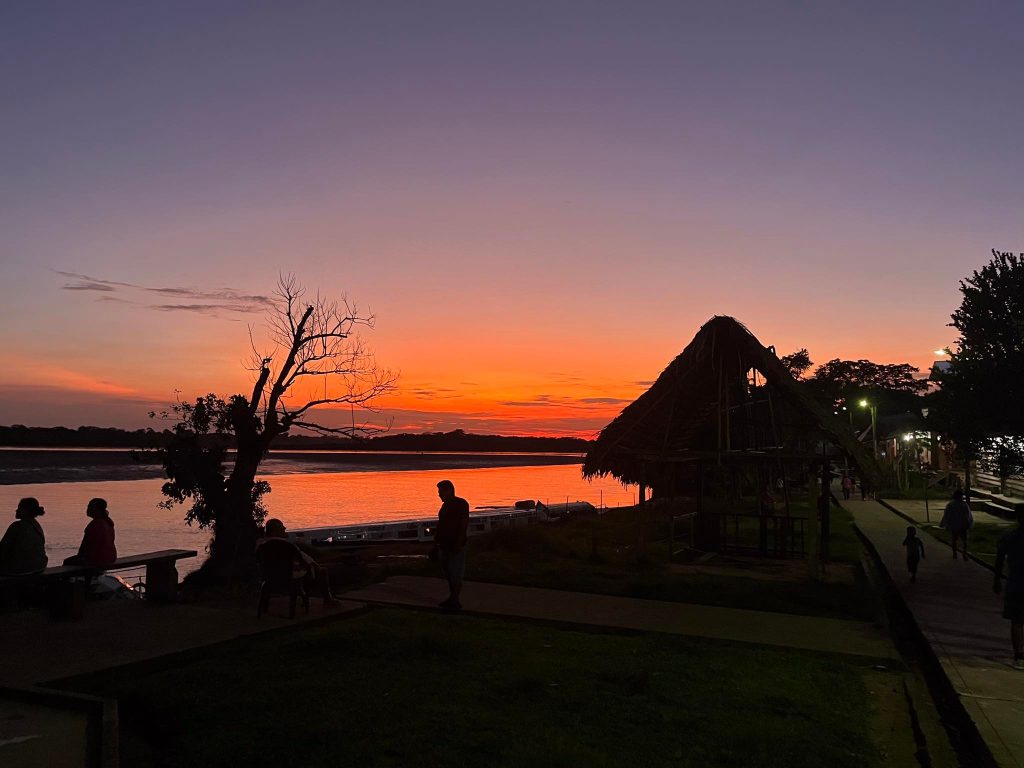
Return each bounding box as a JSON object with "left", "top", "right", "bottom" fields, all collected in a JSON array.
[
  {"left": 54, "top": 270, "right": 271, "bottom": 316},
  {"left": 62, "top": 281, "right": 116, "bottom": 292}
]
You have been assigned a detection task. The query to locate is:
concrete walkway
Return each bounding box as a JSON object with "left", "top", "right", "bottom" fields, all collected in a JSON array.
[
  {"left": 845, "top": 498, "right": 1024, "bottom": 767},
  {"left": 345, "top": 575, "right": 897, "bottom": 659}
]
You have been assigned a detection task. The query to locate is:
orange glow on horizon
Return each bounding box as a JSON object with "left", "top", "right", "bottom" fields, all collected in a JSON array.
[{"left": 0, "top": 312, "right": 954, "bottom": 436}]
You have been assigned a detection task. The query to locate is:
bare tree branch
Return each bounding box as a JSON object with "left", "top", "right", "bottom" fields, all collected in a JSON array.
[{"left": 239, "top": 274, "right": 398, "bottom": 441}]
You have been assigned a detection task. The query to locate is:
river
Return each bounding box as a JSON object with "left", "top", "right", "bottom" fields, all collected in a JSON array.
[{"left": 0, "top": 456, "right": 634, "bottom": 574}]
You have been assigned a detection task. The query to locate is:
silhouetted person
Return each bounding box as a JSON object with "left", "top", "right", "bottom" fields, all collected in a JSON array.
[
  {"left": 63, "top": 498, "right": 117, "bottom": 568},
  {"left": 759, "top": 483, "right": 776, "bottom": 513},
  {"left": 433, "top": 479, "right": 469, "bottom": 611},
  {"left": 0, "top": 498, "right": 48, "bottom": 576},
  {"left": 257, "top": 518, "right": 334, "bottom": 602},
  {"left": 902, "top": 526, "right": 925, "bottom": 582},
  {"left": 994, "top": 512, "right": 1024, "bottom": 668},
  {"left": 841, "top": 474, "right": 853, "bottom": 501},
  {"left": 940, "top": 489, "right": 973, "bottom": 560}
]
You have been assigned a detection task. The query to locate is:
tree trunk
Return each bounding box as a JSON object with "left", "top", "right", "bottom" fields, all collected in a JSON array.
[
  {"left": 964, "top": 457, "right": 972, "bottom": 504},
  {"left": 185, "top": 439, "right": 265, "bottom": 587}
]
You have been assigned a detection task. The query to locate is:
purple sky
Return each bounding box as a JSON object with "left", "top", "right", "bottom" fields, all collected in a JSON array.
[{"left": 1, "top": 3, "right": 1021, "bottom": 435}]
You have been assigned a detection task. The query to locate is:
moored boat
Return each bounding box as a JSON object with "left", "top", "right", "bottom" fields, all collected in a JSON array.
[{"left": 289, "top": 500, "right": 597, "bottom": 547}]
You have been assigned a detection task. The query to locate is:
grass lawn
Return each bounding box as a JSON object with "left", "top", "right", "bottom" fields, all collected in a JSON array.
[
  {"left": 379, "top": 504, "right": 874, "bottom": 621},
  {"left": 65, "top": 608, "right": 887, "bottom": 768}
]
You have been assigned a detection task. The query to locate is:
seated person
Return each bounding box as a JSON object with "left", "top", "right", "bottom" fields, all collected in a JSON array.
[
  {"left": 257, "top": 519, "right": 335, "bottom": 603},
  {"left": 0, "top": 498, "right": 48, "bottom": 576},
  {"left": 64, "top": 498, "right": 117, "bottom": 568}
]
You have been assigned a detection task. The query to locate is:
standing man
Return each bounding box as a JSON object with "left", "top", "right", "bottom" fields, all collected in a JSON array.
[
  {"left": 994, "top": 511, "right": 1024, "bottom": 668},
  {"left": 433, "top": 479, "right": 469, "bottom": 611}
]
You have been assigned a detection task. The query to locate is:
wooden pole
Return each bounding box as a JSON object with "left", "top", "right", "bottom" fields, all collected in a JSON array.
[
  {"left": 924, "top": 477, "right": 930, "bottom": 522},
  {"left": 638, "top": 461, "right": 647, "bottom": 509},
  {"left": 806, "top": 467, "right": 821, "bottom": 580},
  {"left": 820, "top": 452, "right": 831, "bottom": 563}
]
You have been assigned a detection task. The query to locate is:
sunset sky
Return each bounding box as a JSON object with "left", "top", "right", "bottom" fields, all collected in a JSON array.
[{"left": 2, "top": 3, "right": 1021, "bottom": 437}]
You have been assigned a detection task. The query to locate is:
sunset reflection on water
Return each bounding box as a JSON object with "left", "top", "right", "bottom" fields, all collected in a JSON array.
[{"left": 0, "top": 463, "right": 634, "bottom": 574}]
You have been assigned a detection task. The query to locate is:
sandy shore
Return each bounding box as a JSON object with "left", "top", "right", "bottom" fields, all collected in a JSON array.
[{"left": 0, "top": 449, "right": 584, "bottom": 486}]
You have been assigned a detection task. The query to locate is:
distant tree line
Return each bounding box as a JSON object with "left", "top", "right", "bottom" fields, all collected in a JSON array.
[
  {"left": 278, "top": 428, "right": 591, "bottom": 453},
  {"left": 0, "top": 424, "right": 592, "bottom": 453},
  {"left": 0, "top": 424, "right": 170, "bottom": 448}
]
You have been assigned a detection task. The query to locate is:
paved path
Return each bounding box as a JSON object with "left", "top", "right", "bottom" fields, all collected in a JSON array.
[
  {"left": 345, "top": 575, "right": 897, "bottom": 659},
  {"left": 845, "top": 498, "right": 1024, "bottom": 767}
]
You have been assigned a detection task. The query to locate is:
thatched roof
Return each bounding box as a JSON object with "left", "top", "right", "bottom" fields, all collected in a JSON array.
[{"left": 583, "top": 316, "right": 884, "bottom": 488}]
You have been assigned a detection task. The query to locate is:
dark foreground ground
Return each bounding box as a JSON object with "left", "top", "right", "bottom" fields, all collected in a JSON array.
[
  {"left": 4, "top": 497, "right": 953, "bottom": 767},
  {"left": 62, "top": 607, "right": 887, "bottom": 768}
]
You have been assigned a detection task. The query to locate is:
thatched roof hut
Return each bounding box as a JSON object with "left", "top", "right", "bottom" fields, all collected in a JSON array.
[{"left": 583, "top": 316, "right": 884, "bottom": 490}]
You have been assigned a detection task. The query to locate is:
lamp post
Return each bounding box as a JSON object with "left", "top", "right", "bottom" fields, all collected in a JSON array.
[
  {"left": 859, "top": 399, "right": 877, "bottom": 459},
  {"left": 902, "top": 433, "right": 914, "bottom": 492},
  {"left": 836, "top": 404, "right": 851, "bottom": 473}
]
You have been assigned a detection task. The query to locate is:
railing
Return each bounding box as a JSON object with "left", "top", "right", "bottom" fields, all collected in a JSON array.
[
  {"left": 707, "top": 512, "right": 806, "bottom": 558},
  {"left": 973, "top": 470, "right": 1024, "bottom": 499}
]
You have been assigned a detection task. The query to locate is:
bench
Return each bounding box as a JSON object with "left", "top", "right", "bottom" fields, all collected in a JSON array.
[{"left": 0, "top": 549, "right": 197, "bottom": 605}]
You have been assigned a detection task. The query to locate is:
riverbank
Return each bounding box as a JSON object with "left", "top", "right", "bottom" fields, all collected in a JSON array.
[{"left": 0, "top": 449, "right": 584, "bottom": 485}]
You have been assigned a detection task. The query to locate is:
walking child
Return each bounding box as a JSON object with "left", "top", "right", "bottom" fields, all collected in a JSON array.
[{"left": 902, "top": 526, "right": 925, "bottom": 582}]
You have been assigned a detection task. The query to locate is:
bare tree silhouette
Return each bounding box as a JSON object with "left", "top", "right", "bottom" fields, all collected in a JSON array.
[{"left": 155, "top": 275, "right": 397, "bottom": 586}]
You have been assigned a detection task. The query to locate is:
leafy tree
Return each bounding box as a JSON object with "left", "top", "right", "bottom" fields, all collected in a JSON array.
[
  {"left": 931, "top": 249, "right": 1024, "bottom": 491},
  {"left": 807, "top": 358, "right": 928, "bottom": 421},
  {"left": 156, "top": 394, "right": 270, "bottom": 530},
  {"left": 154, "top": 276, "right": 396, "bottom": 586},
  {"left": 810, "top": 359, "right": 928, "bottom": 395},
  {"left": 779, "top": 349, "right": 813, "bottom": 379},
  {"left": 946, "top": 250, "right": 1024, "bottom": 435}
]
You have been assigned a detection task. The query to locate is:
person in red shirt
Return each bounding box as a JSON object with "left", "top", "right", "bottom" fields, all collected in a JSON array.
[
  {"left": 64, "top": 498, "right": 117, "bottom": 568},
  {"left": 432, "top": 480, "right": 469, "bottom": 611}
]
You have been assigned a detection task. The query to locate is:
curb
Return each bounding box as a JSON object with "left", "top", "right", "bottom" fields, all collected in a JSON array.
[{"left": 851, "top": 519, "right": 998, "bottom": 768}]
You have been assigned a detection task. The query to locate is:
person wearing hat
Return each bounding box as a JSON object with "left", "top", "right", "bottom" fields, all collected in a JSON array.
[
  {"left": 0, "top": 497, "right": 48, "bottom": 576},
  {"left": 63, "top": 498, "right": 117, "bottom": 568}
]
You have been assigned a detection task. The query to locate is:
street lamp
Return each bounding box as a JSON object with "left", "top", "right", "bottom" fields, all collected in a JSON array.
[
  {"left": 859, "top": 399, "right": 877, "bottom": 458},
  {"left": 903, "top": 433, "right": 914, "bottom": 491}
]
